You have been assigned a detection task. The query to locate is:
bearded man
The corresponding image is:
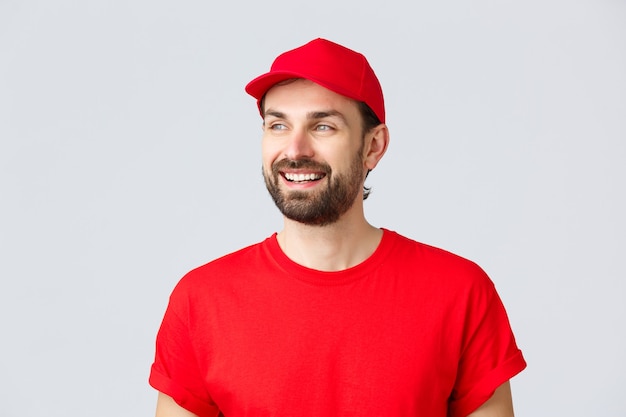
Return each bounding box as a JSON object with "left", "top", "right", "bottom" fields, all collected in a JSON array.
[{"left": 149, "top": 38, "right": 526, "bottom": 417}]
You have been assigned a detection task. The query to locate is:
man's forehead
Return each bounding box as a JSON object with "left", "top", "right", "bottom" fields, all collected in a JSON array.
[{"left": 262, "top": 80, "right": 360, "bottom": 118}]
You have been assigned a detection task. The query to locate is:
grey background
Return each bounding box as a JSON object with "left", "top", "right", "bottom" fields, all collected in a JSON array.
[{"left": 1, "top": 0, "right": 624, "bottom": 416}]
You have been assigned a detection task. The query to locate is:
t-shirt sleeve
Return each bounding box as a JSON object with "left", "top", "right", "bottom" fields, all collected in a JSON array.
[
  {"left": 448, "top": 275, "right": 527, "bottom": 417},
  {"left": 149, "top": 279, "right": 221, "bottom": 417}
]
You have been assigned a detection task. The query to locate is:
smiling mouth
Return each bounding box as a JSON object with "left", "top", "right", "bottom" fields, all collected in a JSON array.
[{"left": 282, "top": 172, "right": 326, "bottom": 183}]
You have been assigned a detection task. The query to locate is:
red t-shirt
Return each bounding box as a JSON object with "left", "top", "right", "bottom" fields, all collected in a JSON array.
[{"left": 150, "top": 229, "right": 526, "bottom": 417}]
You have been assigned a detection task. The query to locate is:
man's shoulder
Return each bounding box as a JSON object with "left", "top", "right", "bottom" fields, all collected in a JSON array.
[
  {"left": 175, "top": 236, "right": 274, "bottom": 289},
  {"left": 387, "top": 229, "right": 481, "bottom": 267},
  {"left": 384, "top": 229, "right": 491, "bottom": 287}
]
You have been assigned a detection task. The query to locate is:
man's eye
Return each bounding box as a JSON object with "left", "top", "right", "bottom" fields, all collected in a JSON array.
[
  {"left": 315, "top": 124, "right": 333, "bottom": 131},
  {"left": 269, "top": 123, "right": 287, "bottom": 131}
]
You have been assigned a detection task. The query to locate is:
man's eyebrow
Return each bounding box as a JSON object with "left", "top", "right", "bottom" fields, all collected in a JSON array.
[
  {"left": 264, "top": 109, "right": 286, "bottom": 119},
  {"left": 307, "top": 110, "right": 348, "bottom": 123},
  {"left": 263, "top": 109, "right": 348, "bottom": 124}
]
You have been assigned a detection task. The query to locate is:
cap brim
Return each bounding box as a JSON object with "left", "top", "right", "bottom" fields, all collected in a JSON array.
[
  {"left": 245, "top": 71, "right": 360, "bottom": 103},
  {"left": 245, "top": 71, "right": 301, "bottom": 100}
]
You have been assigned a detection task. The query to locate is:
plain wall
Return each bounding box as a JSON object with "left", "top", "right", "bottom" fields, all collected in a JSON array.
[{"left": 1, "top": 1, "right": 624, "bottom": 415}]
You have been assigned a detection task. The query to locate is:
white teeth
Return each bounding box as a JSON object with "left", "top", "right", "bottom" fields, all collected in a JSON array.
[{"left": 285, "top": 173, "right": 323, "bottom": 182}]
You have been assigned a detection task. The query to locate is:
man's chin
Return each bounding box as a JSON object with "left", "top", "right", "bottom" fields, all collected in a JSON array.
[
  {"left": 283, "top": 213, "right": 339, "bottom": 227},
  {"left": 283, "top": 190, "right": 316, "bottom": 201}
]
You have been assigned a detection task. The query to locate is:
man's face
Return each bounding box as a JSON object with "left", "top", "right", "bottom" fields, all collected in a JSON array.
[{"left": 261, "top": 79, "right": 367, "bottom": 226}]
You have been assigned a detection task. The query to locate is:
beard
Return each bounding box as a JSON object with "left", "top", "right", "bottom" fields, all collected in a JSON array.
[{"left": 263, "top": 153, "right": 364, "bottom": 226}]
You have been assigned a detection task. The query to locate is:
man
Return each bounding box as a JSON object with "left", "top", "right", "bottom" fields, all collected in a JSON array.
[{"left": 150, "top": 38, "right": 526, "bottom": 417}]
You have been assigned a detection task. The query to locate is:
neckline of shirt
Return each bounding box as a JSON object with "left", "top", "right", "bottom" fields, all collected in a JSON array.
[{"left": 264, "top": 228, "right": 397, "bottom": 286}]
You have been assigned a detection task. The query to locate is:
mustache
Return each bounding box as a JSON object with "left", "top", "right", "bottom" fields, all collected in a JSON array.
[{"left": 272, "top": 158, "right": 331, "bottom": 174}]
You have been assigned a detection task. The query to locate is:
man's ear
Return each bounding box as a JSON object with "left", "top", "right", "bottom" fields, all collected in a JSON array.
[{"left": 363, "top": 124, "right": 390, "bottom": 171}]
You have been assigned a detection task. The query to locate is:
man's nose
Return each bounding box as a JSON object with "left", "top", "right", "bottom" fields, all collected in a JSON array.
[{"left": 283, "top": 128, "right": 314, "bottom": 160}]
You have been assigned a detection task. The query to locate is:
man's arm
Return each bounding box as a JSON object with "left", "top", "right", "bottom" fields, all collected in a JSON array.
[
  {"left": 155, "top": 392, "right": 199, "bottom": 417},
  {"left": 466, "top": 381, "right": 515, "bottom": 417}
]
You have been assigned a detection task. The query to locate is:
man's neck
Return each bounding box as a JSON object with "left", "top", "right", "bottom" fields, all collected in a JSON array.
[{"left": 276, "top": 213, "right": 383, "bottom": 272}]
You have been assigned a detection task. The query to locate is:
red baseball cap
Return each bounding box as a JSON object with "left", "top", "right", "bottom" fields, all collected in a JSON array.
[{"left": 245, "top": 38, "right": 385, "bottom": 123}]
